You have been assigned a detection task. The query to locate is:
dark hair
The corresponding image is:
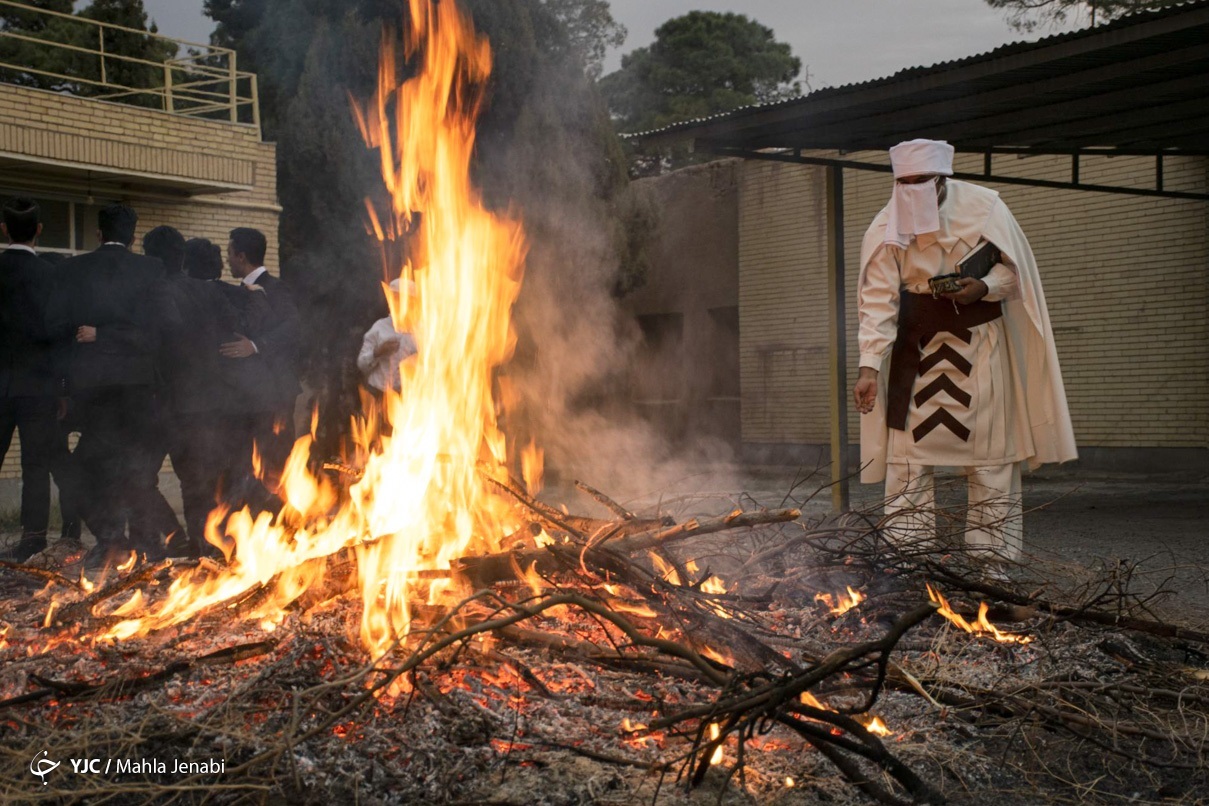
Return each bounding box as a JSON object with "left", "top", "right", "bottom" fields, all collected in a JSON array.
[
  {"left": 2, "top": 197, "right": 40, "bottom": 243},
  {"left": 142, "top": 225, "right": 185, "bottom": 274},
  {"left": 228, "top": 227, "right": 267, "bottom": 266},
  {"left": 184, "top": 237, "right": 223, "bottom": 280},
  {"left": 98, "top": 203, "right": 138, "bottom": 246}
]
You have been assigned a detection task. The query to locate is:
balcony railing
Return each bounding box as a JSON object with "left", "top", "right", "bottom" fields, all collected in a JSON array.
[{"left": 0, "top": 0, "right": 259, "bottom": 127}]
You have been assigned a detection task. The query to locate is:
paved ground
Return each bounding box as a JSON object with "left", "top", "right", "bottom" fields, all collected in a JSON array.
[{"left": 581, "top": 464, "right": 1209, "bottom": 620}]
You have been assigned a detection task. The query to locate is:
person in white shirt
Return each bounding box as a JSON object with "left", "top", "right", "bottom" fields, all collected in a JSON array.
[
  {"left": 853, "top": 139, "right": 1076, "bottom": 566},
  {"left": 357, "top": 279, "right": 418, "bottom": 394}
]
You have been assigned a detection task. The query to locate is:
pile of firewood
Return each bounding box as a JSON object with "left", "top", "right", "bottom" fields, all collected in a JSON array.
[{"left": 0, "top": 477, "right": 1206, "bottom": 805}]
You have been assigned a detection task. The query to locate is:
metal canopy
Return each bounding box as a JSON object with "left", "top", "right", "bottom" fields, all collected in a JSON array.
[
  {"left": 637, "top": 1, "right": 1209, "bottom": 173},
  {"left": 632, "top": 2, "right": 1209, "bottom": 511}
]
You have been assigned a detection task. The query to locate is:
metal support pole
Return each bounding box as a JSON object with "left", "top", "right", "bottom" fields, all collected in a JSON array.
[
  {"left": 826, "top": 165, "right": 851, "bottom": 513},
  {"left": 228, "top": 51, "right": 238, "bottom": 123},
  {"left": 251, "top": 74, "right": 261, "bottom": 131},
  {"left": 164, "top": 62, "right": 174, "bottom": 113},
  {"left": 99, "top": 28, "right": 106, "bottom": 85}
]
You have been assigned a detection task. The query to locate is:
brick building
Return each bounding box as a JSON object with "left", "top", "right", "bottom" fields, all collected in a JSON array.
[
  {"left": 0, "top": 15, "right": 278, "bottom": 486},
  {"left": 627, "top": 4, "right": 1209, "bottom": 474},
  {"left": 735, "top": 151, "right": 1208, "bottom": 470}
]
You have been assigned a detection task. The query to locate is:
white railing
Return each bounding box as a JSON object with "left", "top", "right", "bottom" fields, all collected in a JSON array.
[{"left": 0, "top": 0, "right": 259, "bottom": 127}]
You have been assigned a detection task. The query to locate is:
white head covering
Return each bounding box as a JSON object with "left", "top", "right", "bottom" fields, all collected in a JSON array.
[
  {"left": 883, "top": 139, "right": 955, "bottom": 248},
  {"left": 388, "top": 278, "right": 418, "bottom": 296}
]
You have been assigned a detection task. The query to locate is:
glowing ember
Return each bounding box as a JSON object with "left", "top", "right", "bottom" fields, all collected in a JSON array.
[
  {"left": 785, "top": 777, "right": 795, "bottom": 788},
  {"left": 816, "top": 586, "right": 865, "bottom": 616},
  {"left": 99, "top": 0, "right": 530, "bottom": 657},
  {"left": 927, "top": 584, "right": 1032, "bottom": 645}
]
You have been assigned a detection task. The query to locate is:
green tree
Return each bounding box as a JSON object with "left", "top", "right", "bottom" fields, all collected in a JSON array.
[
  {"left": 78, "top": 0, "right": 177, "bottom": 100},
  {"left": 0, "top": 0, "right": 174, "bottom": 104},
  {"left": 984, "top": 0, "right": 1166, "bottom": 31},
  {"left": 202, "top": 0, "right": 654, "bottom": 456},
  {"left": 542, "top": 0, "right": 626, "bottom": 79},
  {"left": 598, "top": 11, "right": 802, "bottom": 135},
  {"left": 0, "top": 0, "right": 79, "bottom": 90}
]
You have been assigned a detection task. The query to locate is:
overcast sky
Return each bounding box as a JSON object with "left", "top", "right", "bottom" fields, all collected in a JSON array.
[{"left": 140, "top": 0, "right": 1088, "bottom": 89}]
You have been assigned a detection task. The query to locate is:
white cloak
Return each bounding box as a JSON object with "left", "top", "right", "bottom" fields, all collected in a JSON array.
[{"left": 857, "top": 179, "right": 1077, "bottom": 483}]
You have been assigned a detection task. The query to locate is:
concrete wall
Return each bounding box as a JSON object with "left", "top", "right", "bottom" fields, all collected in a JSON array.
[
  {"left": 0, "top": 84, "right": 280, "bottom": 484},
  {"left": 625, "top": 159, "right": 741, "bottom": 447},
  {"left": 738, "top": 151, "right": 1209, "bottom": 468}
]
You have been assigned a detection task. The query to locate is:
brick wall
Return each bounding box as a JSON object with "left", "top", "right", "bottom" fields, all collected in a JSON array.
[
  {"left": 0, "top": 85, "right": 280, "bottom": 482},
  {"left": 739, "top": 151, "right": 1209, "bottom": 454},
  {"left": 626, "top": 160, "right": 741, "bottom": 445}
]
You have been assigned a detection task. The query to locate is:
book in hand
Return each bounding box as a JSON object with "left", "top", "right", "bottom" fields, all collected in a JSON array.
[{"left": 956, "top": 240, "right": 1002, "bottom": 281}]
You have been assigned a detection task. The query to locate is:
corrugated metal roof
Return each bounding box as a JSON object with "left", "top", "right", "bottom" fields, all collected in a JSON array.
[{"left": 631, "top": 0, "right": 1209, "bottom": 155}]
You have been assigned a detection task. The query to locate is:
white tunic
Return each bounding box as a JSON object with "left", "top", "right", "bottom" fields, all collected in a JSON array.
[
  {"left": 856, "top": 180, "right": 1076, "bottom": 482},
  {"left": 859, "top": 232, "right": 1032, "bottom": 467}
]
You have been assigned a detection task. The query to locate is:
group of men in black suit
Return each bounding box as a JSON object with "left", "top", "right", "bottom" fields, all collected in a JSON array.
[{"left": 0, "top": 198, "right": 300, "bottom": 566}]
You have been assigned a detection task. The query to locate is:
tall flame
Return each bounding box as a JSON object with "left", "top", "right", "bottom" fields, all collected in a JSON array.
[
  {"left": 102, "top": 0, "right": 528, "bottom": 656},
  {"left": 350, "top": 0, "right": 526, "bottom": 655}
]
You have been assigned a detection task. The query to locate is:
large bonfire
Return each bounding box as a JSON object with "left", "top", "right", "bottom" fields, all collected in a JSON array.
[
  {"left": 104, "top": 0, "right": 529, "bottom": 656},
  {"left": 1, "top": 3, "right": 1206, "bottom": 804}
]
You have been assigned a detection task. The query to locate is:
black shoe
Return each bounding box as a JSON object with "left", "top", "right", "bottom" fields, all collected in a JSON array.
[
  {"left": 0, "top": 533, "right": 48, "bottom": 563},
  {"left": 163, "top": 530, "right": 198, "bottom": 559},
  {"left": 82, "top": 542, "right": 132, "bottom": 571}
]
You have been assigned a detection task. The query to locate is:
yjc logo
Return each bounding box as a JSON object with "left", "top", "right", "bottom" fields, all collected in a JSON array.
[{"left": 30, "top": 750, "right": 59, "bottom": 785}]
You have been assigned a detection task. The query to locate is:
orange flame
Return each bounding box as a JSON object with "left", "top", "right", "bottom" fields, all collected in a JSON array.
[
  {"left": 649, "top": 552, "right": 681, "bottom": 586},
  {"left": 100, "top": 0, "right": 530, "bottom": 657},
  {"left": 800, "top": 691, "right": 832, "bottom": 711},
  {"left": 815, "top": 586, "right": 865, "bottom": 616},
  {"left": 708, "top": 723, "right": 724, "bottom": 765},
  {"left": 863, "top": 715, "right": 892, "bottom": 736},
  {"left": 521, "top": 440, "right": 543, "bottom": 496},
  {"left": 927, "top": 584, "right": 1032, "bottom": 645},
  {"left": 116, "top": 551, "right": 137, "bottom": 573}
]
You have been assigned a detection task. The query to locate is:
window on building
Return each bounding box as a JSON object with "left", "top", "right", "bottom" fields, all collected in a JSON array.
[
  {"left": 0, "top": 191, "right": 114, "bottom": 255},
  {"left": 633, "top": 312, "right": 685, "bottom": 404}
]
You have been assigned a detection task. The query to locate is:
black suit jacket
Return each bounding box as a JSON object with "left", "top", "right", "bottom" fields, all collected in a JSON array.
[
  {"left": 46, "top": 244, "right": 174, "bottom": 392},
  {"left": 161, "top": 275, "right": 243, "bottom": 415},
  {"left": 216, "top": 272, "right": 301, "bottom": 413},
  {"left": 0, "top": 247, "right": 58, "bottom": 398}
]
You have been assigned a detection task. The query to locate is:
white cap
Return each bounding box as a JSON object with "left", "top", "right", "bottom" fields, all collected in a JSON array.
[{"left": 889, "top": 139, "right": 954, "bottom": 179}]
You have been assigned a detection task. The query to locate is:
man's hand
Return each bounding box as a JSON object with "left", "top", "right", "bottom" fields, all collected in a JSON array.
[
  {"left": 373, "top": 338, "right": 400, "bottom": 359},
  {"left": 220, "top": 334, "right": 257, "bottom": 359},
  {"left": 941, "top": 277, "right": 989, "bottom": 305},
  {"left": 76, "top": 325, "right": 97, "bottom": 343},
  {"left": 853, "top": 367, "right": 878, "bottom": 415}
]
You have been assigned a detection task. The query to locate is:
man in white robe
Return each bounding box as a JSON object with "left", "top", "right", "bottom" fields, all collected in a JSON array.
[{"left": 853, "top": 139, "right": 1077, "bottom": 563}]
